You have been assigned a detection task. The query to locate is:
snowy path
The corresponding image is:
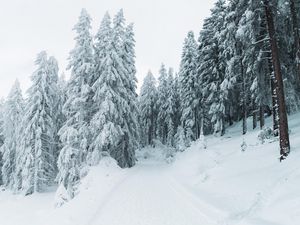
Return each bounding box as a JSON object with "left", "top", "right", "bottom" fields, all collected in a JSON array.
[{"left": 87, "top": 161, "right": 218, "bottom": 225}]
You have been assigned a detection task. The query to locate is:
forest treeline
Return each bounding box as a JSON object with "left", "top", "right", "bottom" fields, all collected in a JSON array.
[{"left": 0, "top": 0, "right": 299, "bottom": 203}]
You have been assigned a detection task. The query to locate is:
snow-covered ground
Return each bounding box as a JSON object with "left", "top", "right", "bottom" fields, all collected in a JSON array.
[{"left": 1, "top": 113, "right": 300, "bottom": 225}]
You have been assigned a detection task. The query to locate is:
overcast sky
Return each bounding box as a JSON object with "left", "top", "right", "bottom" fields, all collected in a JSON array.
[{"left": 0, "top": 0, "right": 215, "bottom": 98}]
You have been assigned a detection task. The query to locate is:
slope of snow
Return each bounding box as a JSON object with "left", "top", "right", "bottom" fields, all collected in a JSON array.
[
  {"left": 0, "top": 113, "right": 299, "bottom": 225},
  {"left": 170, "top": 113, "right": 300, "bottom": 225}
]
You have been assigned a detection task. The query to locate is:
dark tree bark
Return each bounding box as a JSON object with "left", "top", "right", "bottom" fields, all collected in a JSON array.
[
  {"left": 264, "top": 0, "right": 290, "bottom": 160},
  {"left": 228, "top": 104, "right": 234, "bottom": 126},
  {"left": 270, "top": 71, "right": 279, "bottom": 136},
  {"left": 252, "top": 100, "right": 257, "bottom": 130},
  {"left": 259, "top": 105, "right": 265, "bottom": 129},
  {"left": 241, "top": 54, "right": 247, "bottom": 135}
]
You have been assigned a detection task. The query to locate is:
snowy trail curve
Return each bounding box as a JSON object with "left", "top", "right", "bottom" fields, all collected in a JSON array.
[{"left": 88, "top": 161, "right": 218, "bottom": 225}]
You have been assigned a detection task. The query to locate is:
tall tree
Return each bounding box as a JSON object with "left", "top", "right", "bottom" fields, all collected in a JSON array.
[
  {"left": 156, "top": 64, "right": 169, "bottom": 144},
  {"left": 89, "top": 10, "right": 138, "bottom": 168},
  {"left": 165, "top": 69, "right": 177, "bottom": 147},
  {"left": 179, "top": 31, "right": 198, "bottom": 143},
  {"left": 57, "top": 8, "right": 94, "bottom": 199},
  {"left": 18, "top": 52, "right": 59, "bottom": 194},
  {"left": 198, "top": 0, "right": 227, "bottom": 136},
  {"left": 1, "top": 80, "right": 24, "bottom": 189},
  {"left": 139, "top": 71, "right": 157, "bottom": 146},
  {"left": 264, "top": 0, "right": 290, "bottom": 160}
]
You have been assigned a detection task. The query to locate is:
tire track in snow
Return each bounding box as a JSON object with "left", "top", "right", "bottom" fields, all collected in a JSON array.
[
  {"left": 164, "top": 173, "right": 227, "bottom": 224},
  {"left": 85, "top": 166, "right": 143, "bottom": 225}
]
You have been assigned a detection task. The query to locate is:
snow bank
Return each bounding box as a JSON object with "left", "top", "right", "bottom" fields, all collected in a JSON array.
[
  {"left": 0, "top": 157, "right": 128, "bottom": 225},
  {"left": 170, "top": 113, "right": 300, "bottom": 225},
  {"left": 48, "top": 157, "right": 127, "bottom": 225}
]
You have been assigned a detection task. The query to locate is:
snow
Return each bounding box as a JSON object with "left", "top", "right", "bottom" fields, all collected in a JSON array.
[
  {"left": 1, "top": 114, "right": 300, "bottom": 225},
  {"left": 171, "top": 113, "right": 300, "bottom": 225}
]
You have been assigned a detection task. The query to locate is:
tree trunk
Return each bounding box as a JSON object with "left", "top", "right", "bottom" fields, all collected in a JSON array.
[
  {"left": 241, "top": 52, "right": 247, "bottom": 135},
  {"left": 264, "top": 0, "right": 290, "bottom": 160},
  {"left": 229, "top": 104, "right": 233, "bottom": 126},
  {"left": 252, "top": 100, "right": 257, "bottom": 130},
  {"left": 259, "top": 104, "right": 265, "bottom": 129},
  {"left": 270, "top": 72, "right": 279, "bottom": 136}
]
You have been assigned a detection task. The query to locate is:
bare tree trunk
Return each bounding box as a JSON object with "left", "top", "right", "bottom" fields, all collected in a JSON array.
[
  {"left": 241, "top": 54, "right": 247, "bottom": 135},
  {"left": 270, "top": 72, "right": 279, "bottom": 136},
  {"left": 267, "top": 42, "right": 279, "bottom": 135},
  {"left": 264, "top": 0, "right": 290, "bottom": 160},
  {"left": 229, "top": 104, "right": 233, "bottom": 126},
  {"left": 252, "top": 101, "right": 257, "bottom": 130},
  {"left": 259, "top": 104, "right": 265, "bottom": 129}
]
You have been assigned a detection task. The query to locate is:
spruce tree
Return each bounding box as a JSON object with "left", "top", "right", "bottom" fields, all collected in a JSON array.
[
  {"left": 89, "top": 10, "right": 138, "bottom": 168},
  {"left": 165, "top": 68, "right": 176, "bottom": 147},
  {"left": 57, "top": 8, "right": 94, "bottom": 199},
  {"left": 179, "top": 31, "right": 198, "bottom": 144},
  {"left": 198, "top": 0, "right": 226, "bottom": 136},
  {"left": 156, "top": 64, "right": 169, "bottom": 144},
  {"left": 139, "top": 71, "right": 158, "bottom": 146},
  {"left": 1, "top": 80, "right": 24, "bottom": 189},
  {"left": 18, "top": 52, "right": 59, "bottom": 194}
]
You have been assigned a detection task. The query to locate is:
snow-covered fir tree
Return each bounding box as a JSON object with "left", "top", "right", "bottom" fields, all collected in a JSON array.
[
  {"left": 119, "top": 20, "right": 140, "bottom": 159},
  {"left": 57, "top": 8, "right": 94, "bottom": 199},
  {"left": 139, "top": 71, "right": 157, "bottom": 146},
  {"left": 179, "top": 31, "right": 198, "bottom": 145},
  {"left": 18, "top": 51, "right": 59, "bottom": 194},
  {"left": 89, "top": 10, "right": 138, "bottom": 168},
  {"left": 156, "top": 64, "right": 169, "bottom": 144},
  {"left": 165, "top": 68, "right": 176, "bottom": 147},
  {"left": 0, "top": 99, "right": 4, "bottom": 185},
  {"left": 1, "top": 80, "right": 24, "bottom": 189},
  {"left": 198, "top": 0, "right": 226, "bottom": 136}
]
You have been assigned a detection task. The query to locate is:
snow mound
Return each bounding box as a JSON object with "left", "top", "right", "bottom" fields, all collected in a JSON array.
[{"left": 170, "top": 113, "right": 300, "bottom": 225}]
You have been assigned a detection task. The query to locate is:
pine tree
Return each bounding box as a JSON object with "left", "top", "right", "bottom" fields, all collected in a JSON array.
[
  {"left": 156, "top": 64, "right": 169, "bottom": 144},
  {"left": 57, "top": 8, "right": 94, "bottom": 199},
  {"left": 0, "top": 99, "right": 4, "bottom": 186},
  {"left": 198, "top": 0, "right": 227, "bottom": 136},
  {"left": 165, "top": 68, "right": 177, "bottom": 147},
  {"left": 179, "top": 31, "right": 198, "bottom": 144},
  {"left": 1, "top": 80, "right": 24, "bottom": 189},
  {"left": 172, "top": 73, "right": 182, "bottom": 131},
  {"left": 263, "top": 0, "right": 290, "bottom": 160},
  {"left": 120, "top": 21, "right": 140, "bottom": 157},
  {"left": 139, "top": 71, "right": 157, "bottom": 146},
  {"left": 89, "top": 10, "right": 138, "bottom": 168},
  {"left": 18, "top": 52, "right": 59, "bottom": 194}
]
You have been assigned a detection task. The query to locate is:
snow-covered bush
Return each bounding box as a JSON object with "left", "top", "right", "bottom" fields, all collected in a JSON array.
[
  {"left": 174, "top": 126, "right": 189, "bottom": 152},
  {"left": 54, "top": 184, "right": 70, "bottom": 208},
  {"left": 241, "top": 139, "right": 247, "bottom": 152},
  {"left": 258, "top": 127, "right": 274, "bottom": 144}
]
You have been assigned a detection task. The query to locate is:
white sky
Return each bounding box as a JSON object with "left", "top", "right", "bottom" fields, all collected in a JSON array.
[{"left": 0, "top": 0, "right": 215, "bottom": 98}]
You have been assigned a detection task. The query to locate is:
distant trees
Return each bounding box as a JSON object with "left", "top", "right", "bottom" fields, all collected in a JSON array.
[
  {"left": 139, "top": 0, "right": 297, "bottom": 160},
  {"left": 139, "top": 71, "right": 157, "bottom": 146}
]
